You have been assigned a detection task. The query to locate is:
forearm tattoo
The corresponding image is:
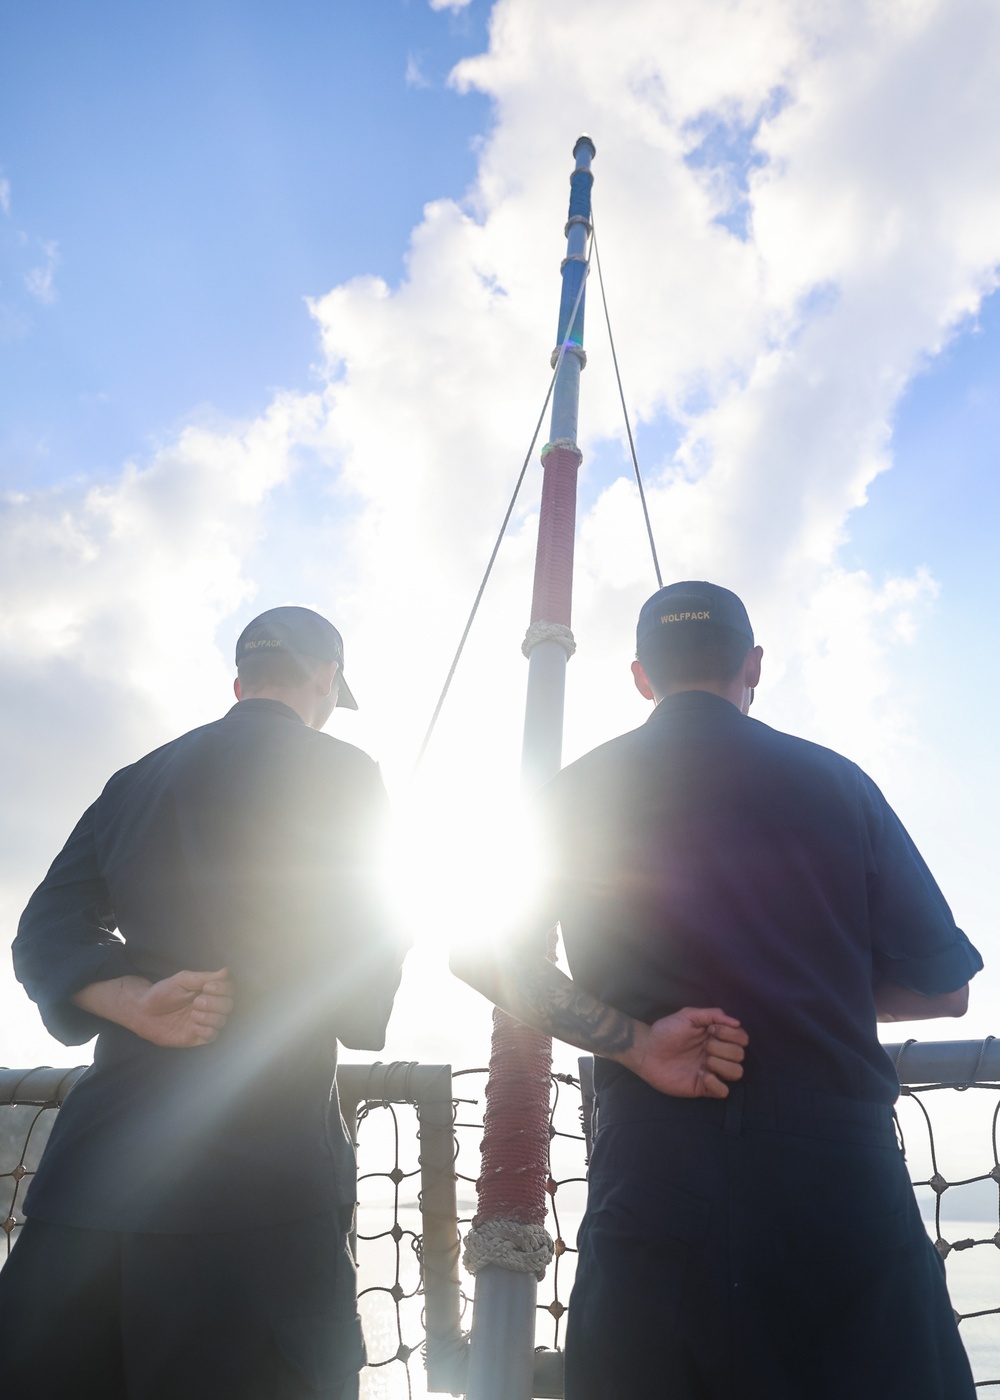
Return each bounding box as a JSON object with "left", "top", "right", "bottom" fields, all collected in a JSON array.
[{"left": 500, "top": 960, "right": 635, "bottom": 1056}]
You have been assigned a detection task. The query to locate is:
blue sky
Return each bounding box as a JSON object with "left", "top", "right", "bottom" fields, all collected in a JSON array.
[
  {"left": 1, "top": 1, "right": 490, "bottom": 487},
  {"left": 855, "top": 291, "right": 1000, "bottom": 584},
  {"left": 2, "top": 0, "right": 999, "bottom": 1087}
]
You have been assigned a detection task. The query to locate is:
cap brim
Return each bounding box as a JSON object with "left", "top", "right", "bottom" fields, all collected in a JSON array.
[{"left": 336, "top": 674, "right": 359, "bottom": 710}]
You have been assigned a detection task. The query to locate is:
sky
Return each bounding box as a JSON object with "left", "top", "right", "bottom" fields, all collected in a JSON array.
[{"left": 2, "top": 0, "right": 999, "bottom": 1098}]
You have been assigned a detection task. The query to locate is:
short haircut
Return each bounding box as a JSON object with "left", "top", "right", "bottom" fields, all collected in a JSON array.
[
  {"left": 638, "top": 625, "right": 751, "bottom": 692},
  {"left": 237, "top": 648, "right": 320, "bottom": 692}
]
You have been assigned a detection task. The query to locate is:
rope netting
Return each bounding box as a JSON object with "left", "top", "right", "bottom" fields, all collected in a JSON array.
[
  {"left": 0, "top": 1102, "right": 56, "bottom": 1254},
  {"left": 3, "top": 1059, "right": 999, "bottom": 1395},
  {"left": 893, "top": 1080, "right": 1000, "bottom": 1388},
  {"left": 301, "top": 1063, "right": 586, "bottom": 1397},
  {"left": 0, "top": 1063, "right": 586, "bottom": 1398}
]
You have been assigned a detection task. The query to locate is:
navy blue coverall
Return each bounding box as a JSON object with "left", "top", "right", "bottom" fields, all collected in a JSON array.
[
  {"left": 537, "top": 690, "right": 982, "bottom": 1400},
  {"left": 2, "top": 698, "right": 407, "bottom": 1400}
]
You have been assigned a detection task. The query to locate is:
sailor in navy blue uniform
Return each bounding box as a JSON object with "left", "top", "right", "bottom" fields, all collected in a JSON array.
[
  {"left": 1, "top": 606, "right": 408, "bottom": 1400},
  {"left": 458, "top": 581, "right": 981, "bottom": 1400}
]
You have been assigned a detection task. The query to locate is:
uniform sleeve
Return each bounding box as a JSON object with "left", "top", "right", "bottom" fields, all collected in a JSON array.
[
  {"left": 863, "top": 777, "right": 983, "bottom": 994},
  {"left": 310, "top": 757, "right": 410, "bottom": 1052},
  {"left": 12, "top": 803, "right": 136, "bottom": 1046}
]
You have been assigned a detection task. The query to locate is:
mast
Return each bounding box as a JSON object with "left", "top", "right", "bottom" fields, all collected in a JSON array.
[
  {"left": 464, "top": 135, "right": 595, "bottom": 1400},
  {"left": 521, "top": 135, "right": 594, "bottom": 791}
]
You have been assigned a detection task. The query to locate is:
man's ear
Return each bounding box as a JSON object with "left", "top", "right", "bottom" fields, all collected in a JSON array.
[
  {"left": 234, "top": 678, "right": 243, "bottom": 701},
  {"left": 745, "top": 646, "right": 763, "bottom": 689},
  {"left": 316, "top": 660, "right": 340, "bottom": 697},
  {"left": 631, "top": 659, "right": 655, "bottom": 701}
]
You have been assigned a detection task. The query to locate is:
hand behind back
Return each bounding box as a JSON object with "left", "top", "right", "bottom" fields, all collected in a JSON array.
[
  {"left": 131, "top": 969, "right": 236, "bottom": 1048},
  {"left": 632, "top": 1007, "right": 748, "bottom": 1099}
]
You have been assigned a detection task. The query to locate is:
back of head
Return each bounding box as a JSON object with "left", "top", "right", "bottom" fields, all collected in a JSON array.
[
  {"left": 236, "top": 647, "right": 316, "bottom": 692},
  {"left": 636, "top": 581, "right": 754, "bottom": 693},
  {"left": 235, "top": 605, "right": 358, "bottom": 709}
]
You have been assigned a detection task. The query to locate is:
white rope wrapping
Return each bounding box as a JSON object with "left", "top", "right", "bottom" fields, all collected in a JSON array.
[
  {"left": 540, "top": 437, "right": 583, "bottom": 463},
  {"left": 463, "top": 1219, "right": 555, "bottom": 1280},
  {"left": 549, "top": 344, "right": 587, "bottom": 369},
  {"left": 522, "top": 621, "right": 577, "bottom": 659}
]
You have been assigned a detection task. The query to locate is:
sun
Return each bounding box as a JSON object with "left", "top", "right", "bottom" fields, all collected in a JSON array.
[{"left": 383, "top": 775, "right": 544, "bottom": 961}]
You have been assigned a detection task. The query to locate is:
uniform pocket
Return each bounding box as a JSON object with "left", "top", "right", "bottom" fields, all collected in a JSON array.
[
  {"left": 752, "top": 1137, "right": 916, "bottom": 1263},
  {"left": 578, "top": 1170, "right": 711, "bottom": 1340},
  {"left": 262, "top": 1224, "right": 367, "bottom": 1390},
  {"left": 586, "top": 1171, "right": 711, "bottom": 1247},
  {"left": 270, "top": 1306, "right": 367, "bottom": 1390}
]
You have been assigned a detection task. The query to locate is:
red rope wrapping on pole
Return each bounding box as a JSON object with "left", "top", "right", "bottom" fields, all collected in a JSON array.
[
  {"left": 473, "top": 1007, "right": 553, "bottom": 1227},
  {"left": 530, "top": 445, "right": 581, "bottom": 627}
]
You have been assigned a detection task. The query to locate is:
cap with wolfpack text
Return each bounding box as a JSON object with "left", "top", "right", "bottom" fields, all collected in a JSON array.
[
  {"left": 235, "top": 606, "right": 358, "bottom": 710},
  {"left": 636, "top": 581, "right": 754, "bottom": 658}
]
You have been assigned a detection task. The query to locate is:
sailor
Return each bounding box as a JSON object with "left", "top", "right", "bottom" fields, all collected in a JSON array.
[
  {"left": 1, "top": 606, "right": 408, "bottom": 1400},
  {"left": 454, "top": 580, "right": 981, "bottom": 1400}
]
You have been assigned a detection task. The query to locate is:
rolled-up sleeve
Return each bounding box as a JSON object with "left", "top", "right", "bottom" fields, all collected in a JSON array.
[
  {"left": 13, "top": 804, "right": 135, "bottom": 1045},
  {"left": 863, "top": 778, "right": 983, "bottom": 994},
  {"left": 323, "top": 763, "right": 410, "bottom": 1052},
  {"left": 250, "top": 752, "right": 410, "bottom": 1054}
]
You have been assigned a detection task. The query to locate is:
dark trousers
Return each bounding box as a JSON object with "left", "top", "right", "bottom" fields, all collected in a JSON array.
[
  {"left": 0, "top": 1212, "right": 365, "bottom": 1400},
  {"left": 564, "top": 1086, "right": 976, "bottom": 1400}
]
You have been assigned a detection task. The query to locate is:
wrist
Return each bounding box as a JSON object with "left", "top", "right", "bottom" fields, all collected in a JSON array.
[
  {"left": 117, "top": 977, "right": 155, "bottom": 1035},
  {"left": 71, "top": 974, "right": 153, "bottom": 1034},
  {"left": 611, "top": 1018, "right": 647, "bottom": 1073}
]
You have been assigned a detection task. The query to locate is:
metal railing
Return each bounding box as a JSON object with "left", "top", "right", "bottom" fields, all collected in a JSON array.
[{"left": 4, "top": 1041, "right": 1000, "bottom": 1396}]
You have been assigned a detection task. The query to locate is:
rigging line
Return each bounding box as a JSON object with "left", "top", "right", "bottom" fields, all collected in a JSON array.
[
  {"left": 411, "top": 236, "right": 594, "bottom": 778},
  {"left": 591, "top": 214, "right": 663, "bottom": 589}
]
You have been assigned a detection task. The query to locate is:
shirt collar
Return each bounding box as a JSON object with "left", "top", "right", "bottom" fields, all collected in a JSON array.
[
  {"left": 225, "top": 698, "right": 305, "bottom": 724},
  {"left": 645, "top": 689, "right": 743, "bottom": 725}
]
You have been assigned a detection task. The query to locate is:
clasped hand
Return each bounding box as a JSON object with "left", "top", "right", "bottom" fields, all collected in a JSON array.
[
  {"left": 629, "top": 1007, "right": 748, "bottom": 1099},
  {"left": 132, "top": 968, "right": 236, "bottom": 1047}
]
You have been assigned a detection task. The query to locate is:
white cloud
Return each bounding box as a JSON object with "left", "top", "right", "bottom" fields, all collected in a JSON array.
[
  {"left": 405, "top": 52, "right": 432, "bottom": 88},
  {"left": 306, "top": 0, "right": 1000, "bottom": 774},
  {"left": 24, "top": 239, "right": 60, "bottom": 304},
  {"left": 0, "top": 392, "right": 320, "bottom": 916},
  {"left": 6, "top": 0, "right": 1000, "bottom": 1060},
  {"left": 429, "top": 0, "right": 472, "bottom": 11},
  {"left": 0, "top": 175, "right": 10, "bottom": 216}
]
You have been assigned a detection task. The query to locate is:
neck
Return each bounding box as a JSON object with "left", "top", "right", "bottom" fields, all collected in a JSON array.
[
  {"left": 237, "top": 686, "right": 332, "bottom": 730},
  {"left": 234, "top": 660, "right": 339, "bottom": 731},
  {"left": 654, "top": 678, "right": 748, "bottom": 713}
]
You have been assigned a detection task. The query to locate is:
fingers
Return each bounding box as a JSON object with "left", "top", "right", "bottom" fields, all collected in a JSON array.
[
  {"left": 681, "top": 1006, "right": 743, "bottom": 1030},
  {"left": 167, "top": 970, "right": 235, "bottom": 1008},
  {"left": 706, "top": 1036, "right": 746, "bottom": 1063},
  {"left": 173, "top": 1028, "right": 219, "bottom": 1048},
  {"left": 144, "top": 1021, "right": 221, "bottom": 1049},
  {"left": 192, "top": 992, "right": 235, "bottom": 1015},
  {"left": 710, "top": 1023, "right": 749, "bottom": 1047},
  {"left": 706, "top": 1052, "right": 744, "bottom": 1082},
  {"left": 174, "top": 967, "right": 232, "bottom": 989},
  {"left": 190, "top": 1010, "right": 230, "bottom": 1030},
  {"left": 191, "top": 984, "right": 235, "bottom": 1032},
  {"left": 171, "top": 969, "right": 208, "bottom": 994},
  {"left": 191, "top": 974, "right": 234, "bottom": 1003},
  {"left": 143, "top": 967, "right": 235, "bottom": 1045},
  {"left": 201, "top": 969, "right": 233, "bottom": 996},
  {"left": 700, "top": 1072, "right": 732, "bottom": 1100}
]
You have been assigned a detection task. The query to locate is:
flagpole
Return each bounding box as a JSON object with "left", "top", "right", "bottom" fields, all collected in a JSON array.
[{"left": 464, "top": 134, "right": 595, "bottom": 1400}]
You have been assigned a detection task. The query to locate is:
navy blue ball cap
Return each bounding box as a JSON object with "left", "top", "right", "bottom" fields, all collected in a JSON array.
[
  {"left": 636, "top": 581, "right": 754, "bottom": 656},
  {"left": 235, "top": 606, "right": 358, "bottom": 710}
]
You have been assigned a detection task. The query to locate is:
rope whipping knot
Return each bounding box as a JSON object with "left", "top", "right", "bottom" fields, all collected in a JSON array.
[
  {"left": 522, "top": 621, "right": 576, "bottom": 659},
  {"left": 463, "top": 1219, "right": 555, "bottom": 1281}
]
